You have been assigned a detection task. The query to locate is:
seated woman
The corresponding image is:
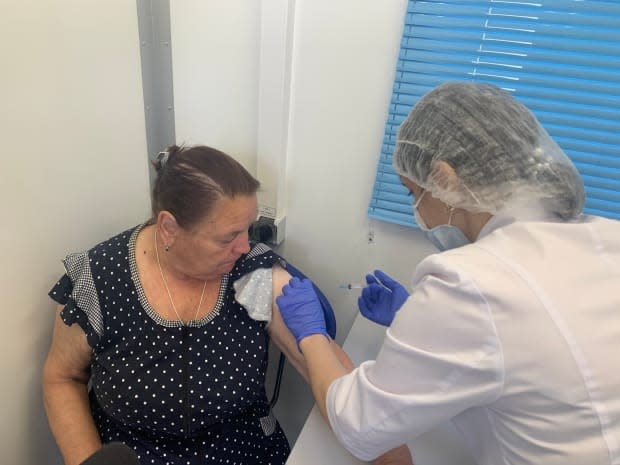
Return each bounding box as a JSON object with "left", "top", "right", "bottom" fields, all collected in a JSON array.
[{"left": 42, "top": 145, "right": 358, "bottom": 465}]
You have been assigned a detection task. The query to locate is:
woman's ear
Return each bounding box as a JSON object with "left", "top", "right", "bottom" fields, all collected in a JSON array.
[
  {"left": 430, "top": 161, "right": 460, "bottom": 192},
  {"left": 157, "top": 211, "right": 180, "bottom": 247}
]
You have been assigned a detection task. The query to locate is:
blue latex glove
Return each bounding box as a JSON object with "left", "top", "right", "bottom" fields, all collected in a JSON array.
[
  {"left": 276, "top": 277, "right": 328, "bottom": 345},
  {"left": 358, "top": 270, "right": 409, "bottom": 326}
]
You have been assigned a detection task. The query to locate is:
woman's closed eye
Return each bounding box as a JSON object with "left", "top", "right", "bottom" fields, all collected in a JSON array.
[
  {"left": 217, "top": 237, "right": 236, "bottom": 245},
  {"left": 216, "top": 231, "right": 243, "bottom": 246}
]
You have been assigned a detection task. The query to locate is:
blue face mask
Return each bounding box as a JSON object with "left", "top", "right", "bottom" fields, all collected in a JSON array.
[
  {"left": 423, "top": 225, "right": 471, "bottom": 251},
  {"left": 414, "top": 190, "right": 471, "bottom": 252}
]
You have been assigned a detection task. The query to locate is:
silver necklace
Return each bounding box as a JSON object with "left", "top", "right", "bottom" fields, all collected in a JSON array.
[{"left": 154, "top": 230, "right": 207, "bottom": 325}]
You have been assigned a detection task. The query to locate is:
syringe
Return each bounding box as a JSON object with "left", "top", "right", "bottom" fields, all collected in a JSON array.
[{"left": 339, "top": 283, "right": 364, "bottom": 290}]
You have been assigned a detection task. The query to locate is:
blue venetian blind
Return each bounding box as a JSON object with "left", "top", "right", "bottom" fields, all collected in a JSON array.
[{"left": 368, "top": 0, "right": 620, "bottom": 227}]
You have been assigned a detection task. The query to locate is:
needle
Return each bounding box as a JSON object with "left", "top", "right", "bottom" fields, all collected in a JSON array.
[{"left": 339, "top": 283, "right": 364, "bottom": 289}]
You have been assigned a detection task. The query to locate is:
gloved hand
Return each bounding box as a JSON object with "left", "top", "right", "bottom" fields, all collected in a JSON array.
[
  {"left": 358, "top": 270, "right": 409, "bottom": 326},
  {"left": 276, "top": 277, "right": 328, "bottom": 345}
]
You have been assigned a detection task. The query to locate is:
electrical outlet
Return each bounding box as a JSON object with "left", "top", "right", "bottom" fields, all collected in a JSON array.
[
  {"left": 367, "top": 228, "right": 375, "bottom": 244},
  {"left": 273, "top": 216, "right": 286, "bottom": 245},
  {"left": 249, "top": 215, "right": 286, "bottom": 246}
]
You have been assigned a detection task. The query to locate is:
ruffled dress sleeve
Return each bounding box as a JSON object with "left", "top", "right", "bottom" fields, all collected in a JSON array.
[
  {"left": 231, "top": 243, "right": 285, "bottom": 325},
  {"left": 48, "top": 251, "right": 104, "bottom": 347},
  {"left": 233, "top": 268, "right": 274, "bottom": 323}
]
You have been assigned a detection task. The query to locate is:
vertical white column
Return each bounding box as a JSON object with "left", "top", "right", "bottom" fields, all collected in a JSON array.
[{"left": 256, "top": 0, "right": 296, "bottom": 243}]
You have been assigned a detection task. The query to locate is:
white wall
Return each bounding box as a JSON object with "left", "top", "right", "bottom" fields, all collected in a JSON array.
[
  {"left": 275, "top": 0, "right": 440, "bottom": 441},
  {"left": 171, "top": 0, "right": 261, "bottom": 170},
  {"left": 0, "top": 2, "right": 151, "bottom": 463},
  {"left": 171, "top": 0, "right": 447, "bottom": 453}
]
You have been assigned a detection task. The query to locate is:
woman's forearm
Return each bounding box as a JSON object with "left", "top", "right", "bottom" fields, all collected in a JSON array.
[{"left": 43, "top": 378, "right": 101, "bottom": 465}]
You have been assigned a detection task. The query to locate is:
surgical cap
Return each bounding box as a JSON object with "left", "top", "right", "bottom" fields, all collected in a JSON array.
[{"left": 393, "top": 81, "right": 585, "bottom": 219}]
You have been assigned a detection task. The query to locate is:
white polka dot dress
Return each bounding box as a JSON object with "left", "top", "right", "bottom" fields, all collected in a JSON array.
[{"left": 49, "top": 225, "right": 291, "bottom": 464}]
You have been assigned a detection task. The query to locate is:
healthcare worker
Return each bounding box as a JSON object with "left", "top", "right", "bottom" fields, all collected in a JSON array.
[{"left": 276, "top": 82, "right": 620, "bottom": 465}]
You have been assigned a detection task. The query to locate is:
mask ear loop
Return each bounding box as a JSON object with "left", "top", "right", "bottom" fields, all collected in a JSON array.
[
  {"left": 447, "top": 206, "right": 455, "bottom": 225},
  {"left": 413, "top": 189, "right": 430, "bottom": 230},
  {"left": 414, "top": 189, "right": 427, "bottom": 209},
  {"left": 461, "top": 182, "right": 482, "bottom": 206}
]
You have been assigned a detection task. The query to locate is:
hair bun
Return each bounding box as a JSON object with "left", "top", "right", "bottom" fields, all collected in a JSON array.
[
  {"left": 155, "top": 151, "right": 169, "bottom": 171},
  {"left": 153, "top": 145, "right": 182, "bottom": 174}
]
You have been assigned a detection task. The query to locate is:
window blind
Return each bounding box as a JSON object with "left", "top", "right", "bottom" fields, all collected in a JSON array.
[{"left": 368, "top": 0, "right": 620, "bottom": 227}]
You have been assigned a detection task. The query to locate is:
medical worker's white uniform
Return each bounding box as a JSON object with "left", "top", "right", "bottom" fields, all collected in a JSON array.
[{"left": 327, "top": 214, "right": 620, "bottom": 465}]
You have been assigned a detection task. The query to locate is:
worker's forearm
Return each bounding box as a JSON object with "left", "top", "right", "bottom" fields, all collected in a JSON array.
[
  {"left": 330, "top": 339, "right": 355, "bottom": 371},
  {"left": 371, "top": 445, "right": 414, "bottom": 465},
  {"left": 299, "top": 334, "right": 349, "bottom": 423},
  {"left": 43, "top": 379, "right": 101, "bottom": 465},
  {"left": 303, "top": 338, "right": 414, "bottom": 465}
]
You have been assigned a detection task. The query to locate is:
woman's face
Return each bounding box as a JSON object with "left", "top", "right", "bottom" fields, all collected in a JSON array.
[
  {"left": 172, "top": 194, "right": 258, "bottom": 280},
  {"left": 400, "top": 176, "right": 449, "bottom": 228}
]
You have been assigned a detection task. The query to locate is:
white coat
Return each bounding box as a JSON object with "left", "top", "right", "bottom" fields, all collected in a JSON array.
[{"left": 327, "top": 214, "right": 620, "bottom": 465}]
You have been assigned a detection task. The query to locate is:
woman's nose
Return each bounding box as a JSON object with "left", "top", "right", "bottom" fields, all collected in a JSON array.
[{"left": 232, "top": 231, "right": 251, "bottom": 254}]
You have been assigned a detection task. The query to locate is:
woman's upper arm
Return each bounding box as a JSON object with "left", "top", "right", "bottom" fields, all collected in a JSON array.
[
  {"left": 268, "top": 266, "right": 310, "bottom": 381},
  {"left": 269, "top": 265, "right": 353, "bottom": 382},
  {"left": 43, "top": 305, "right": 102, "bottom": 465},
  {"left": 43, "top": 305, "right": 92, "bottom": 384}
]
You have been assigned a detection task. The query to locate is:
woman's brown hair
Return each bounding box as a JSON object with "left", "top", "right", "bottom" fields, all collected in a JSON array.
[{"left": 151, "top": 145, "right": 260, "bottom": 229}]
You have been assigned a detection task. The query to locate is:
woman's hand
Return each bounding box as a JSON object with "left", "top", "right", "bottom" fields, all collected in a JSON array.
[{"left": 358, "top": 270, "right": 409, "bottom": 326}]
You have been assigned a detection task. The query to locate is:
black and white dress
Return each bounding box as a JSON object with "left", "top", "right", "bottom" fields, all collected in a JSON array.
[{"left": 48, "top": 224, "right": 291, "bottom": 465}]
